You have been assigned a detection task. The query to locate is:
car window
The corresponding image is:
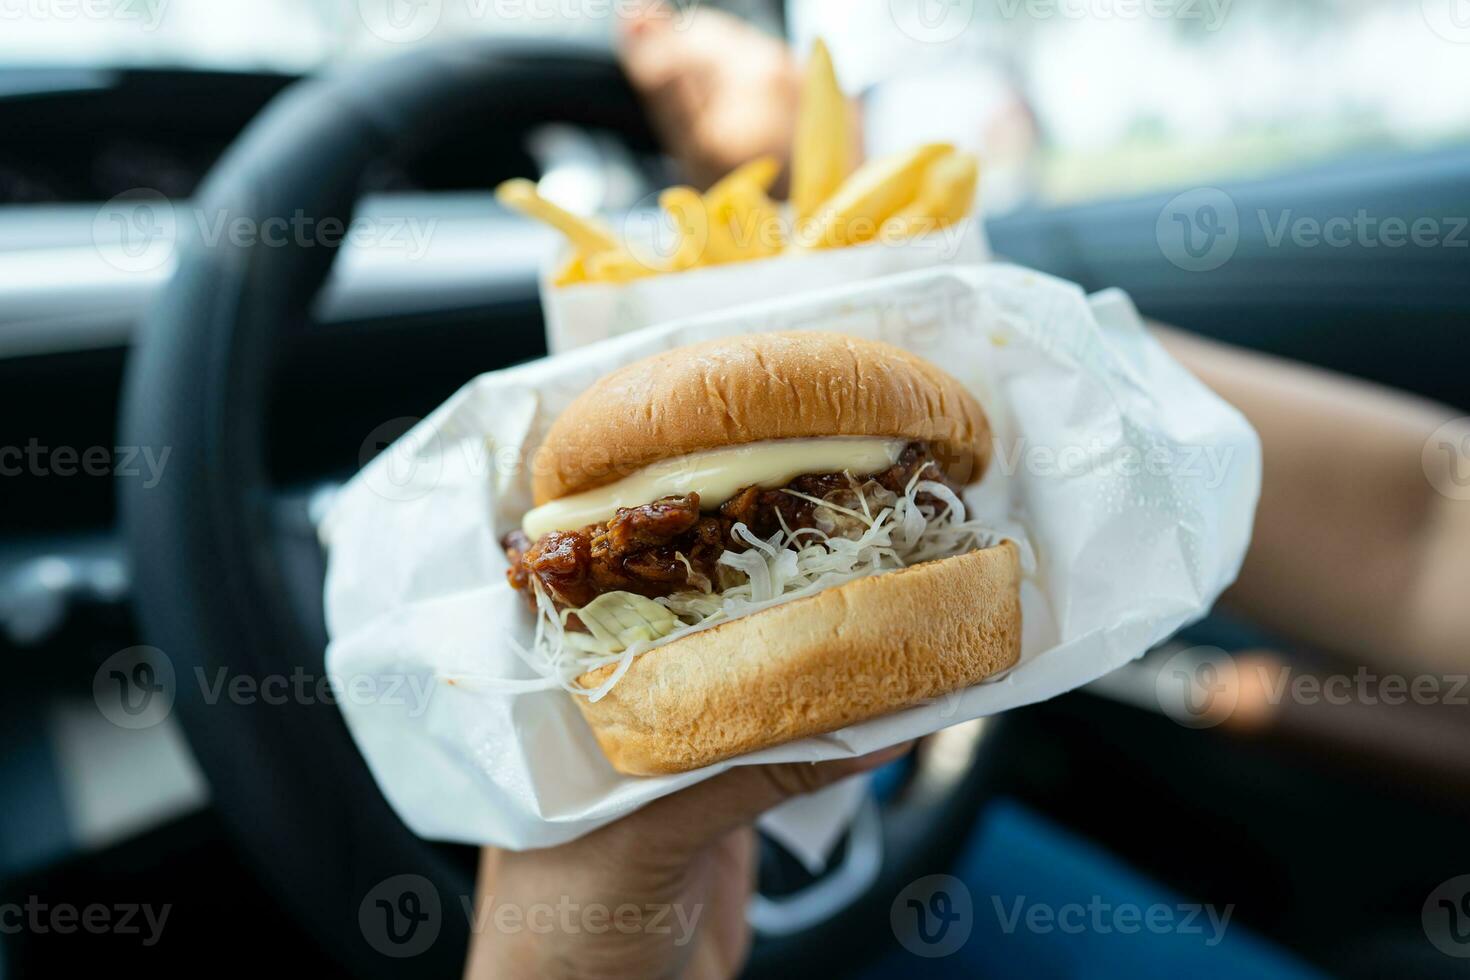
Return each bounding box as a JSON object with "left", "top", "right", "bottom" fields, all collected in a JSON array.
[
  {"left": 0, "top": 0, "right": 782, "bottom": 72},
  {"left": 793, "top": 0, "right": 1470, "bottom": 212},
  {"left": 0, "top": 0, "right": 617, "bottom": 72}
]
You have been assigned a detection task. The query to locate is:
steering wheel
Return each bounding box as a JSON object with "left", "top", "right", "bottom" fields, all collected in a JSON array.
[{"left": 120, "top": 38, "right": 998, "bottom": 977}]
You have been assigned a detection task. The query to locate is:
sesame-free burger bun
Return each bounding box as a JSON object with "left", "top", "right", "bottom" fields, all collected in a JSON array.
[
  {"left": 532, "top": 331, "right": 992, "bottom": 505},
  {"left": 574, "top": 541, "right": 1021, "bottom": 776}
]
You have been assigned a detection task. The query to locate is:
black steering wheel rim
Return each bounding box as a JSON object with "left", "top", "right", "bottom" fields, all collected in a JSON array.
[{"left": 120, "top": 38, "right": 656, "bottom": 977}]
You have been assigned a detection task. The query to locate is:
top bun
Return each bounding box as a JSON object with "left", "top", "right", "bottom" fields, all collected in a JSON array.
[{"left": 532, "top": 332, "right": 992, "bottom": 505}]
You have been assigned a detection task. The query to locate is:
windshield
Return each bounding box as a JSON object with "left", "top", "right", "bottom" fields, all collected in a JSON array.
[
  {"left": 798, "top": 0, "right": 1470, "bottom": 207},
  {"left": 2, "top": 0, "right": 1467, "bottom": 210},
  {"left": 0, "top": 0, "right": 625, "bottom": 72}
]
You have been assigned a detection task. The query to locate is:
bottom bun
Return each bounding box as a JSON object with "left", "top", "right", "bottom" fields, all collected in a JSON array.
[{"left": 574, "top": 541, "right": 1022, "bottom": 776}]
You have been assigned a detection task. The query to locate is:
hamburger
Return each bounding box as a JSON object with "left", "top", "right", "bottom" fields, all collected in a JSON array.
[{"left": 502, "top": 332, "right": 1021, "bottom": 775}]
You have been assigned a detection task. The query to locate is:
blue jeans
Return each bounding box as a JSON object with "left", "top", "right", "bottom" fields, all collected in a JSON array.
[{"left": 861, "top": 798, "right": 1321, "bottom": 979}]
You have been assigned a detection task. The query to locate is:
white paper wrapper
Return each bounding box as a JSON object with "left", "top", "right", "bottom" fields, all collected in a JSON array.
[
  {"left": 321, "top": 262, "right": 1260, "bottom": 858},
  {"left": 542, "top": 220, "right": 988, "bottom": 353}
]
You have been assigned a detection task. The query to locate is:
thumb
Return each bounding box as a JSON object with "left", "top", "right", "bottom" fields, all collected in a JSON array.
[{"left": 629, "top": 741, "right": 916, "bottom": 852}]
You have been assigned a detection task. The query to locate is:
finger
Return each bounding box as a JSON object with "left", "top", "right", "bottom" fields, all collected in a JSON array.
[{"left": 631, "top": 741, "right": 916, "bottom": 852}]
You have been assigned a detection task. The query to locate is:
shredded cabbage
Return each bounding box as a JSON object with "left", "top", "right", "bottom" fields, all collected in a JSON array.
[
  {"left": 563, "top": 591, "right": 680, "bottom": 654},
  {"left": 525, "top": 464, "right": 1013, "bottom": 702}
]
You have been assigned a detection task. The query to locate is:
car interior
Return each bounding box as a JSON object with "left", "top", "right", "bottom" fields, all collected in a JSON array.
[{"left": 3, "top": 1, "right": 1468, "bottom": 977}]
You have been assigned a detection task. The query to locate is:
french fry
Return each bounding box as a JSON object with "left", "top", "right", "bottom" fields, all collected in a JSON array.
[
  {"left": 798, "top": 142, "right": 954, "bottom": 249},
  {"left": 659, "top": 187, "right": 710, "bottom": 271},
  {"left": 506, "top": 34, "right": 984, "bottom": 288},
  {"left": 661, "top": 186, "right": 745, "bottom": 269},
  {"left": 552, "top": 252, "right": 590, "bottom": 287},
  {"left": 703, "top": 157, "right": 786, "bottom": 261},
  {"left": 714, "top": 182, "right": 785, "bottom": 260},
  {"left": 706, "top": 155, "right": 781, "bottom": 204},
  {"left": 790, "top": 39, "right": 853, "bottom": 223},
  {"left": 496, "top": 178, "right": 620, "bottom": 255},
  {"left": 584, "top": 249, "right": 660, "bottom": 284},
  {"left": 879, "top": 151, "right": 980, "bottom": 239}
]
